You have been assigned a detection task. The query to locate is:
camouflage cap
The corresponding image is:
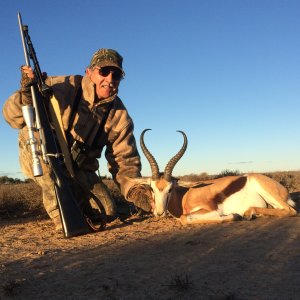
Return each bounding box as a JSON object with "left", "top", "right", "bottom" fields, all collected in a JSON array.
[{"left": 89, "top": 48, "right": 124, "bottom": 74}]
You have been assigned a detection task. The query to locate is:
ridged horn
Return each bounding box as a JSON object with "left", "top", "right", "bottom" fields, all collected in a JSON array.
[
  {"left": 164, "top": 131, "right": 188, "bottom": 181},
  {"left": 140, "top": 129, "right": 160, "bottom": 180}
]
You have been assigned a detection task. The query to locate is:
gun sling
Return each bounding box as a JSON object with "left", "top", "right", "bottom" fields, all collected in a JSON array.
[{"left": 49, "top": 84, "right": 112, "bottom": 172}]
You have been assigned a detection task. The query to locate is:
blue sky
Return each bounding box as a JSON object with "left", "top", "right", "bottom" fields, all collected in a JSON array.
[{"left": 1, "top": 0, "right": 299, "bottom": 179}]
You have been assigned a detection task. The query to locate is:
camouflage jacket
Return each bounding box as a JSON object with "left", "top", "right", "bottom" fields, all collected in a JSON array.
[{"left": 2, "top": 75, "right": 141, "bottom": 197}]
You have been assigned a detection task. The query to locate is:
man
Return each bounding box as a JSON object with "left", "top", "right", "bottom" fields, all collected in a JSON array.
[{"left": 3, "top": 48, "right": 152, "bottom": 231}]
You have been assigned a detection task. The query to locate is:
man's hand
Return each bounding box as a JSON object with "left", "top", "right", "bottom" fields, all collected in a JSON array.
[
  {"left": 20, "top": 65, "right": 35, "bottom": 104},
  {"left": 127, "top": 184, "right": 153, "bottom": 213}
]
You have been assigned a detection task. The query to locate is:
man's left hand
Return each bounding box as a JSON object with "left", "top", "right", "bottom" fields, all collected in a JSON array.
[{"left": 127, "top": 184, "right": 153, "bottom": 212}]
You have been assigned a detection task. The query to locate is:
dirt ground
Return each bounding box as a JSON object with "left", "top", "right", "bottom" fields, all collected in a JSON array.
[{"left": 1, "top": 196, "right": 300, "bottom": 300}]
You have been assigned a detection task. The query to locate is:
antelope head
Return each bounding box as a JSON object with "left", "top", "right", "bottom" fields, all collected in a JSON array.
[{"left": 140, "top": 129, "right": 188, "bottom": 217}]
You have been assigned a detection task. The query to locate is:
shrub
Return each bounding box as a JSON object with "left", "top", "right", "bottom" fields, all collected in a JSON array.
[
  {"left": 263, "top": 171, "right": 300, "bottom": 192},
  {"left": 214, "top": 169, "right": 241, "bottom": 178},
  {"left": 178, "top": 172, "right": 211, "bottom": 181}
]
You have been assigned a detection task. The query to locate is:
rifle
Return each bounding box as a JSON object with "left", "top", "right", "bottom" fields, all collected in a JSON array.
[{"left": 17, "top": 12, "right": 96, "bottom": 238}]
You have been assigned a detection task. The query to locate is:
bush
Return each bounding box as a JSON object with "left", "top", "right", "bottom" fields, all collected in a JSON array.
[
  {"left": 214, "top": 169, "right": 241, "bottom": 178},
  {"left": 178, "top": 173, "right": 211, "bottom": 181},
  {"left": 263, "top": 171, "right": 300, "bottom": 192},
  {"left": 0, "top": 176, "right": 23, "bottom": 184}
]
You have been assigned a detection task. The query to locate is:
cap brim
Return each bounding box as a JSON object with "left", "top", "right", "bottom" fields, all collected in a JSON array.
[{"left": 97, "top": 61, "right": 124, "bottom": 74}]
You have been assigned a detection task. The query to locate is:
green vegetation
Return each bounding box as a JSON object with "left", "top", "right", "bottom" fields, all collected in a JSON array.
[{"left": 0, "top": 176, "right": 23, "bottom": 184}]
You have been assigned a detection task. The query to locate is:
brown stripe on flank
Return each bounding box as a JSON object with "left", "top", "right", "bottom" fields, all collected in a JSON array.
[{"left": 213, "top": 176, "right": 247, "bottom": 204}]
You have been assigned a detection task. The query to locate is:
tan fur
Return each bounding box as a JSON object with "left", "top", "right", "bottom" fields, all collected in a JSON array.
[
  {"left": 178, "top": 174, "right": 297, "bottom": 225},
  {"left": 182, "top": 176, "right": 247, "bottom": 214},
  {"left": 156, "top": 178, "right": 170, "bottom": 191}
]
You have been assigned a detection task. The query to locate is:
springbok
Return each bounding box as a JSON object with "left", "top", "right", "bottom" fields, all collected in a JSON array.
[{"left": 132, "top": 129, "right": 297, "bottom": 225}]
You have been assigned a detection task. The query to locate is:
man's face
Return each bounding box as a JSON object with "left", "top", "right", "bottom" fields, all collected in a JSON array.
[{"left": 86, "top": 66, "right": 123, "bottom": 100}]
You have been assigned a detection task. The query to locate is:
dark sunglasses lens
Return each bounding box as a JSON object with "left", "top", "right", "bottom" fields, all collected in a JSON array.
[
  {"left": 112, "top": 70, "right": 122, "bottom": 80},
  {"left": 99, "top": 67, "right": 123, "bottom": 80},
  {"left": 99, "top": 67, "right": 110, "bottom": 77}
]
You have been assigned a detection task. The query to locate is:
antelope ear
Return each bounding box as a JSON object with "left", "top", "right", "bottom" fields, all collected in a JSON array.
[{"left": 177, "top": 179, "right": 211, "bottom": 188}]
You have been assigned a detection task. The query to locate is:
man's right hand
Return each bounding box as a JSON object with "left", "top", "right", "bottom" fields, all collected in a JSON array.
[{"left": 20, "top": 65, "right": 35, "bottom": 105}]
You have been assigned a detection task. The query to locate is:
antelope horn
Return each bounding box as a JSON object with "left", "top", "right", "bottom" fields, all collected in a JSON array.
[
  {"left": 164, "top": 130, "right": 188, "bottom": 181},
  {"left": 140, "top": 129, "right": 160, "bottom": 180}
]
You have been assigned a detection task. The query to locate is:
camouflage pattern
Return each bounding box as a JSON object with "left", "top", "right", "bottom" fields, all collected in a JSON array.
[
  {"left": 3, "top": 90, "right": 26, "bottom": 129},
  {"left": 20, "top": 66, "right": 34, "bottom": 105},
  {"left": 89, "top": 48, "right": 124, "bottom": 74},
  {"left": 18, "top": 128, "right": 50, "bottom": 178},
  {"left": 19, "top": 127, "right": 62, "bottom": 224},
  {"left": 19, "top": 127, "right": 116, "bottom": 229},
  {"left": 127, "top": 184, "right": 152, "bottom": 212},
  {"left": 3, "top": 73, "right": 142, "bottom": 227}
]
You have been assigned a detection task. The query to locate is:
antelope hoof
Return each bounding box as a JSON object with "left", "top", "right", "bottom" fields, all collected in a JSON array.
[
  {"left": 243, "top": 208, "right": 256, "bottom": 220},
  {"left": 232, "top": 213, "right": 243, "bottom": 221}
]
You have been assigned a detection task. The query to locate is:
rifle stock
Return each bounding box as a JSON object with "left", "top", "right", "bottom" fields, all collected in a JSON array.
[{"left": 18, "top": 12, "right": 92, "bottom": 238}]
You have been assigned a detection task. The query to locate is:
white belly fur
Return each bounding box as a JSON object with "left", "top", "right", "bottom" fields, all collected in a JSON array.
[{"left": 218, "top": 188, "right": 267, "bottom": 216}]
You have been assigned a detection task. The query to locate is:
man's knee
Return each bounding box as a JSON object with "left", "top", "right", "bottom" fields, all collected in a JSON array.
[{"left": 35, "top": 173, "right": 58, "bottom": 215}]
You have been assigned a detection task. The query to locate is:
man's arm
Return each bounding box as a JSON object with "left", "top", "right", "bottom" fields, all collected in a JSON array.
[
  {"left": 106, "top": 121, "right": 142, "bottom": 195},
  {"left": 3, "top": 91, "right": 26, "bottom": 129},
  {"left": 2, "top": 65, "right": 37, "bottom": 129},
  {"left": 105, "top": 118, "right": 153, "bottom": 212}
]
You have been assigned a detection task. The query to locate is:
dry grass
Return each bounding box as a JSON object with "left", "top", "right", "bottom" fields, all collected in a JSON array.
[
  {"left": 0, "top": 182, "right": 44, "bottom": 220},
  {"left": 1, "top": 171, "right": 300, "bottom": 221},
  {"left": 0, "top": 179, "right": 131, "bottom": 221}
]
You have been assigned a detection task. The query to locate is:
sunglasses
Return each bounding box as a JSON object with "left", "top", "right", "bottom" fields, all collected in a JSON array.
[{"left": 96, "top": 66, "right": 123, "bottom": 81}]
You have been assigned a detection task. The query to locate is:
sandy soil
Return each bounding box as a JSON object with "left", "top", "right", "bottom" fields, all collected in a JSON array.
[{"left": 1, "top": 199, "right": 300, "bottom": 299}]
